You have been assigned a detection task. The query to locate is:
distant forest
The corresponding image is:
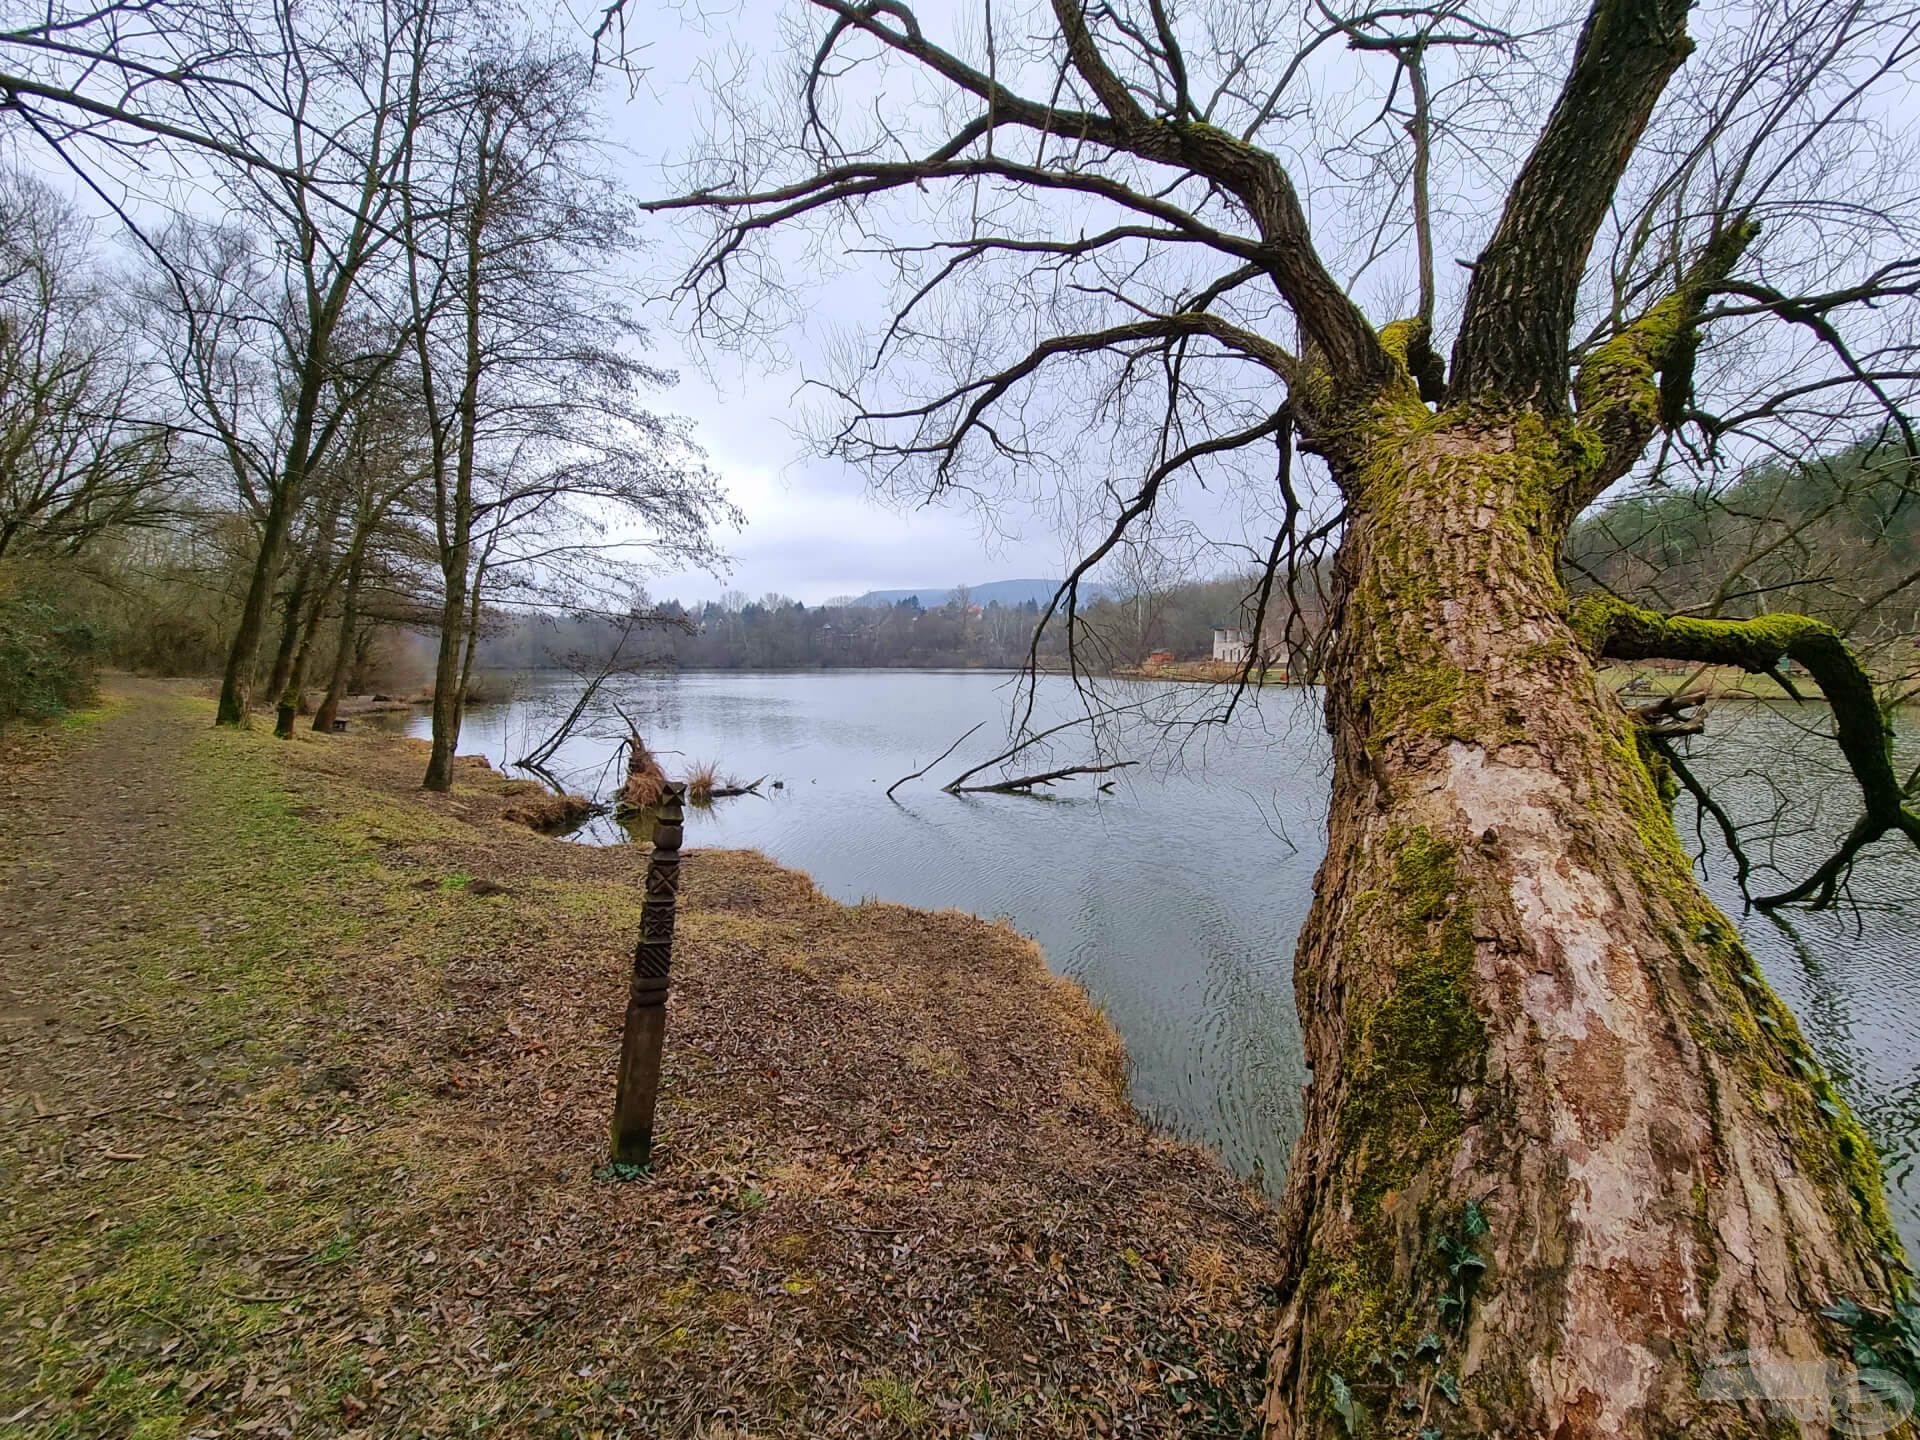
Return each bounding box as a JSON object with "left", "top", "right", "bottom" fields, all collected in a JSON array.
[
  {"left": 474, "top": 571, "right": 1278, "bottom": 673},
  {"left": 473, "top": 440, "right": 1920, "bottom": 682},
  {"left": 1564, "top": 440, "right": 1920, "bottom": 661}
]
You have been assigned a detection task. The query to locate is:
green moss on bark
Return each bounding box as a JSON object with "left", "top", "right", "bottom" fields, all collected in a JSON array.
[
  {"left": 1574, "top": 675, "right": 1910, "bottom": 1276},
  {"left": 1341, "top": 827, "right": 1487, "bottom": 1212},
  {"left": 1345, "top": 409, "right": 1601, "bottom": 754}
]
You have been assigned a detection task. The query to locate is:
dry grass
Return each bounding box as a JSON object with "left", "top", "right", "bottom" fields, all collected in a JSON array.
[
  {"left": 497, "top": 779, "right": 596, "bottom": 831},
  {"left": 1, "top": 685, "right": 1283, "bottom": 1438},
  {"left": 619, "top": 731, "right": 670, "bottom": 810},
  {"left": 685, "top": 758, "right": 721, "bottom": 804}
]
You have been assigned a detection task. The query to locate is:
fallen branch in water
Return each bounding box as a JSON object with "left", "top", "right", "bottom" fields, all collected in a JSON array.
[
  {"left": 938, "top": 708, "right": 1143, "bottom": 793},
  {"left": 685, "top": 757, "right": 767, "bottom": 804},
  {"left": 517, "top": 609, "right": 685, "bottom": 770},
  {"left": 696, "top": 775, "right": 766, "bottom": 801},
  {"left": 946, "top": 760, "right": 1137, "bottom": 794},
  {"left": 886, "top": 721, "right": 985, "bottom": 799}
]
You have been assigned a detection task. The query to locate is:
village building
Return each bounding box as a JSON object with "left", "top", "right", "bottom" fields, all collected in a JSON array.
[{"left": 1212, "top": 625, "right": 1253, "bottom": 663}]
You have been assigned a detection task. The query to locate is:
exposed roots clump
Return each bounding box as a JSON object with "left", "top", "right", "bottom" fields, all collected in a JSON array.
[
  {"left": 618, "top": 728, "right": 669, "bottom": 811},
  {"left": 499, "top": 784, "right": 596, "bottom": 832}
]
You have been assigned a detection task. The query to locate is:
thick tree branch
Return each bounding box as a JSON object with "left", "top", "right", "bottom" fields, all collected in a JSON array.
[
  {"left": 1571, "top": 221, "right": 1758, "bottom": 501},
  {"left": 1450, "top": 0, "right": 1695, "bottom": 409},
  {"left": 1574, "top": 596, "right": 1920, "bottom": 907},
  {"left": 659, "top": 0, "right": 1397, "bottom": 400}
]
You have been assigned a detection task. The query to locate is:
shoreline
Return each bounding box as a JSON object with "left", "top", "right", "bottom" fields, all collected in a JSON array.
[
  {"left": 1109, "top": 659, "right": 1914, "bottom": 704},
  {"left": 1, "top": 681, "right": 1281, "bottom": 1437}
]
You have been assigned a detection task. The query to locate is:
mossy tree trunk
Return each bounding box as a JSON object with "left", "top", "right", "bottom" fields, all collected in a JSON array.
[
  {"left": 1260, "top": 406, "right": 1908, "bottom": 1437},
  {"left": 214, "top": 481, "right": 296, "bottom": 727},
  {"left": 422, "top": 549, "right": 467, "bottom": 793}
]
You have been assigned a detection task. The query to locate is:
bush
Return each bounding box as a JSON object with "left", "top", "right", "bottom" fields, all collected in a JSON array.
[{"left": 0, "top": 587, "right": 102, "bottom": 730}]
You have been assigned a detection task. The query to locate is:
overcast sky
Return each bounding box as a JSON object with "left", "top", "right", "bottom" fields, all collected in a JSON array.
[
  {"left": 594, "top": 0, "right": 1272, "bottom": 608},
  {"left": 594, "top": 9, "right": 1066, "bottom": 606},
  {"left": 23, "top": 0, "right": 1896, "bottom": 607},
  {"left": 604, "top": 338, "right": 1084, "bottom": 607}
]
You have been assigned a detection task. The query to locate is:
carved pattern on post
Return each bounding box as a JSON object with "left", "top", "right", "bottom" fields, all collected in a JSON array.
[{"left": 610, "top": 784, "right": 684, "bottom": 1168}]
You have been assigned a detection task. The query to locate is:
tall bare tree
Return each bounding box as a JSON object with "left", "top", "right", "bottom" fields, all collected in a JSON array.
[
  {"left": 0, "top": 170, "right": 176, "bottom": 559},
  {"left": 651, "top": 0, "right": 1920, "bottom": 1431},
  {"left": 108, "top": 0, "right": 442, "bottom": 725},
  {"left": 403, "top": 40, "right": 733, "bottom": 793}
]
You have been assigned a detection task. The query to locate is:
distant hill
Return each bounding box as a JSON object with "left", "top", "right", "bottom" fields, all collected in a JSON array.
[{"left": 848, "top": 578, "right": 1114, "bottom": 609}]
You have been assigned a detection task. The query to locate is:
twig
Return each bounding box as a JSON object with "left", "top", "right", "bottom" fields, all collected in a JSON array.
[{"left": 887, "top": 721, "right": 985, "bottom": 799}]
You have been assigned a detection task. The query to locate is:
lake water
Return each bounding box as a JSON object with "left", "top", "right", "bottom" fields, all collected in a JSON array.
[{"left": 394, "top": 669, "right": 1920, "bottom": 1255}]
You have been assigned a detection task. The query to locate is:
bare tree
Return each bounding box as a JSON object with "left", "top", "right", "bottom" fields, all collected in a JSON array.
[
  {"left": 650, "top": 0, "right": 1920, "bottom": 1431},
  {"left": 403, "top": 38, "right": 734, "bottom": 793},
  {"left": 309, "top": 375, "right": 431, "bottom": 732},
  {"left": 119, "top": 0, "right": 440, "bottom": 725},
  {"left": 0, "top": 170, "right": 177, "bottom": 559}
]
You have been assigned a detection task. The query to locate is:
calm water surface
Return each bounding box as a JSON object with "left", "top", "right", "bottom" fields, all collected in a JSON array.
[{"left": 402, "top": 670, "right": 1920, "bottom": 1253}]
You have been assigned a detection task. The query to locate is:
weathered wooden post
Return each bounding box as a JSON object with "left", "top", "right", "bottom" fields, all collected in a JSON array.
[{"left": 610, "top": 783, "right": 684, "bottom": 1168}]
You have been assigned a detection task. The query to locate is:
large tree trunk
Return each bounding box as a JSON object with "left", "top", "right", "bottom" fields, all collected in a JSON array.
[
  {"left": 452, "top": 557, "right": 488, "bottom": 743},
  {"left": 262, "top": 568, "right": 312, "bottom": 717},
  {"left": 347, "top": 622, "right": 373, "bottom": 694},
  {"left": 274, "top": 578, "right": 335, "bottom": 739},
  {"left": 1261, "top": 410, "right": 1906, "bottom": 1437},
  {"left": 312, "top": 545, "right": 364, "bottom": 733}
]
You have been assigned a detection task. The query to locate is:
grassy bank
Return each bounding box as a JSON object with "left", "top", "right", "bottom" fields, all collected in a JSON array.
[
  {"left": 0, "top": 686, "right": 1279, "bottom": 1438},
  {"left": 1111, "top": 662, "right": 1292, "bottom": 686}
]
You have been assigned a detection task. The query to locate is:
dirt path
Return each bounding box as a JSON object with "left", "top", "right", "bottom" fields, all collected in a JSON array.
[
  {"left": 1, "top": 680, "right": 197, "bottom": 1108},
  {"left": 1, "top": 683, "right": 1280, "bottom": 1439}
]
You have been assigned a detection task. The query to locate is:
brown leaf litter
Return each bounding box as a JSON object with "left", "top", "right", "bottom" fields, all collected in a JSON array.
[{"left": 0, "top": 679, "right": 1283, "bottom": 1438}]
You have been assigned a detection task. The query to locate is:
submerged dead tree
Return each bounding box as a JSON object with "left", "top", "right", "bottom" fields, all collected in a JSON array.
[{"left": 651, "top": 0, "right": 1920, "bottom": 1430}]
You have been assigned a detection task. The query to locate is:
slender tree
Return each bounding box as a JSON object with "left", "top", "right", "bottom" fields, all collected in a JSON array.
[
  {"left": 651, "top": 0, "right": 1920, "bottom": 1431},
  {"left": 404, "top": 40, "right": 732, "bottom": 792},
  {"left": 310, "top": 376, "right": 429, "bottom": 732}
]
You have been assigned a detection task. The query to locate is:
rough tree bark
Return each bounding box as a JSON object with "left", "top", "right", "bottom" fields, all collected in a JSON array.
[
  {"left": 1261, "top": 393, "right": 1908, "bottom": 1437},
  {"left": 263, "top": 498, "right": 338, "bottom": 720},
  {"left": 421, "top": 545, "right": 467, "bottom": 792},
  {"left": 274, "top": 572, "right": 338, "bottom": 739},
  {"left": 214, "top": 478, "right": 299, "bottom": 726},
  {"left": 311, "top": 542, "right": 365, "bottom": 733}
]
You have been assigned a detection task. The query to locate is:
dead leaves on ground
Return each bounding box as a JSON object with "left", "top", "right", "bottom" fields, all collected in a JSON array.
[{"left": 1, "top": 689, "right": 1280, "bottom": 1438}]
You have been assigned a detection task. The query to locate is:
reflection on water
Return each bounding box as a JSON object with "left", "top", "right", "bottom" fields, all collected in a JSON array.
[{"left": 396, "top": 669, "right": 1920, "bottom": 1253}]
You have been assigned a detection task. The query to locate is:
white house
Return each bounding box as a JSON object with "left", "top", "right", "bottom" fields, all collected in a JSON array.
[{"left": 1212, "top": 625, "right": 1252, "bottom": 663}]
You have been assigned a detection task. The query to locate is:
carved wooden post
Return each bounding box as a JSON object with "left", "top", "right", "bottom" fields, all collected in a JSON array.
[{"left": 610, "top": 784, "right": 684, "bottom": 1167}]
